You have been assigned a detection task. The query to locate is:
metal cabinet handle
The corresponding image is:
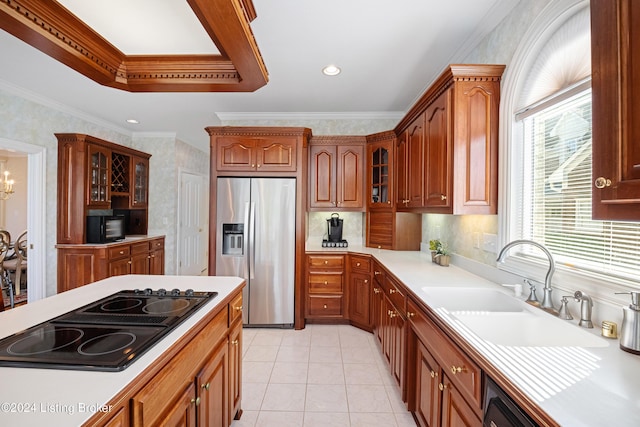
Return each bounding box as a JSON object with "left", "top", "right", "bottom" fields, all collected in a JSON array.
[
  {"left": 235, "top": 306, "right": 243, "bottom": 312},
  {"left": 438, "top": 383, "right": 447, "bottom": 391},
  {"left": 373, "top": 288, "right": 381, "bottom": 294},
  {"left": 594, "top": 177, "right": 612, "bottom": 188},
  {"left": 407, "top": 311, "right": 415, "bottom": 318},
  {"left": 356, "top": 262, "right": 361, "bottom": 267},
  {"left": 430, "top": 370, "right": 438, "bottom": 378},
  {"left": 191, "top": 397, "right": 201, "bottom": 406},
  {"left": 441, "top": 194, "right": 447, "bottom": 201},
  {"left": 451, "top": 366, "right": 466, "bottom": 375},
  {"left": 364, "top": 279, "right": 369, "bottom": 284},
  {"left": 374, "top": 271, "right": 381, "bottom": 276},
  {"left": 324, "top": 260, "right": 329, "bottom": 265},
  {"left": 231, "top": 339, "right": 239, "bottom": 346},
  {"left": 201, "top": 382, "right": 210, "bottom": 390},
  {"left": 324, "top": 281, "right": 328, "bottom": 285},
  {"left": 389, "top": 289, "right": 397, "bottom": 294},
  {"left": 323, "top": 304, "right": 328, "bottom": 309}
]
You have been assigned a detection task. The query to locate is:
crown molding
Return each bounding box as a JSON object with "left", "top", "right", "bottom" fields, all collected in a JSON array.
[
  {"left": 215, "top": 111, "right": 405, "bottom": 122},
  {"left": 0, "top": 0, "right": 267, "bottom": 92}
]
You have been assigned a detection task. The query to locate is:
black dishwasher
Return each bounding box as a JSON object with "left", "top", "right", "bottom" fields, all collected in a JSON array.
[{"left": 483, "top": 378, "right": 538, "bottom": 427}]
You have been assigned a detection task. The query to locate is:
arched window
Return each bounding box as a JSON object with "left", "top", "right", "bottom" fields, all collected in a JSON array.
[{"left": 501, "top": 1, "right": 640, "bottom": 288}]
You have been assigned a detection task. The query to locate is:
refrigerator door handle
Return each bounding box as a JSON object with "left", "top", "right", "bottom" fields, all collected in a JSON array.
[
  {"left": 243, "top": 201, "right": 250, "bottom": 279},
  {"left": 249, "top": 201, "right": 256, "bottom": 280}
]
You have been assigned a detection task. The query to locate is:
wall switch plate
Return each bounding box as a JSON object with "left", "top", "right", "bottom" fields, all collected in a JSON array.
[{"left": 482, "top": 233, "right": 498, "bottom": 253}]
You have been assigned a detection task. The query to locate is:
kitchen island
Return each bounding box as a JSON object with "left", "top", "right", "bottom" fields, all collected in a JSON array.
[{"left": 0, "top": 274, "right": 245, "bottom": 427}]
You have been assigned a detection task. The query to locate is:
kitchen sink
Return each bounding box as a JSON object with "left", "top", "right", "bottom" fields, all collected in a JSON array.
[
  {"left": 452, "top": 311, "right": 608, "bottom": 347},
  {"left": 421, "top": 287, "right": 524, "bottom": 313}
]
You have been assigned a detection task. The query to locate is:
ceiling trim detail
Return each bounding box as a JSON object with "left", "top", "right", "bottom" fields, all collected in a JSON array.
[{"left": 0, "top": 0, "right": 268, "bottom": 92}]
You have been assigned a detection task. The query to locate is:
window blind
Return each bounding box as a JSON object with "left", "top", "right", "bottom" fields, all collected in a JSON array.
[{"left": 519, "top": 89, "right": 640, "bottom": 281}]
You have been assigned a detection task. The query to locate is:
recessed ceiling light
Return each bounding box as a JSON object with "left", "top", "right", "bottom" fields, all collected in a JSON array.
[
  {"left": 322, "top": 64, "right": 341, "bottom": 76},
  {"left": 126, "top": 119, "right": 139, "bottom": 124}
]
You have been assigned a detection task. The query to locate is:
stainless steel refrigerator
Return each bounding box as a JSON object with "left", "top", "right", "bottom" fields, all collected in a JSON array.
[{"left": 216, "top": 177, "right": 296, "bottom": 327}]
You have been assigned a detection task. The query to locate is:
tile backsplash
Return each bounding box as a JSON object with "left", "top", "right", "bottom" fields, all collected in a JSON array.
[{"left": 307, "top": 212, "right": 364, "bottom": 245}]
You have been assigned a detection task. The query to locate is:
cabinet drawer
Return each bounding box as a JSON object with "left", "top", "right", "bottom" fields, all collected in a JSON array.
[
  {"left": 108, "top": 245, "right": 130, "bottom": 260},
  {"left": 308, "top": 273, "right": 343, "bottom": 293},
  {"left": 131, "top": 241, "right": 150, "bottom": 254},
  {"left": 349, "top": 255, "right": 371, "bottom": 274},
  {"left": 382, "top": 275, "right": 406, "bottom": 313},
  {"left": 229, "top": 292, "right": 243, "bottom": 325},
  {"left": 149, "top": 238, "right": 164, "bottom": 250},
  {"left": 408, "top": 298, "right": 482, "bottom": 410},
  {"left": 308, "top": 295, "right": 343, "bottom": 316},
  {"left": 308, "top": 255, "right": 344, "bottom": 270}
]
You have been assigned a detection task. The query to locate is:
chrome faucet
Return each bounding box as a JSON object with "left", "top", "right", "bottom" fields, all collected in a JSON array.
[
  {"left": 496, "top": 240, "right": 557, "bottom": 314},
  {"left": 573, "top": 291, "right": 594, "bottom": 328}
]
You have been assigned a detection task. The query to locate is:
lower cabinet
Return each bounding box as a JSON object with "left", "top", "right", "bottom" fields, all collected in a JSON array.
[
  {"left": 348, "top": 254, "right": 372, "bottom": 329},
  {"left": 407, "top": 297, "right": 482, "bottom": 427},
  {"left": 305, "top": 254, "right": 346, "bottom": 320},
  {"left": 57, "top": 236, "right": 165, "bottom": 293}
]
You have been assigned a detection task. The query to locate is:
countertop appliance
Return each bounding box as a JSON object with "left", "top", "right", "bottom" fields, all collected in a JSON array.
[
  {"left": 619, "top": 291, "right": 640, "bottom": 354},
  {"left": 216, "top": 177, "right": 295, "bottom": 327},
  {"left": 322, "top": 212, "right": 348, "bottom": 248},
  {"left": 86, "top": 215, "right": 126, "bottom": 243},
  {"left": 483, "top": 377, "right": 538, "bottom": 427},
  {"left": 0, "top": 289, "right": 217, "bottom": 371}
]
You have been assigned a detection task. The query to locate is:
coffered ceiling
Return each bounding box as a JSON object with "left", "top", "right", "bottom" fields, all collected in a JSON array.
[{"left": 0, "top": 0, "right": 519, "bottom": 151}]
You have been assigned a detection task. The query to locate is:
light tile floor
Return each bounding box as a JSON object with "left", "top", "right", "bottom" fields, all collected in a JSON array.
[{"left": 231, "top": 324, "right": 418, "bottom": 427}]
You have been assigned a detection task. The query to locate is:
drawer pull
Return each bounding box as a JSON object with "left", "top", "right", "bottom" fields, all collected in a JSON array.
[
  {"left": 373, "top": 288, "right": 381, "bottom": 294},
  {"left": 407, "top": 311, "right": 415, "bottom": 318},
  {"left": 451, "top": 366, "right": 466, "bottom": 375},
  {"left": 438, "top": 383, "right": 447, "bottom": 391},
  {"left": 324, "top": 260, "right": 329, "bottom": 265},
  {"left": 119, "top": 250, "right": 124, "bottom": 255},
  {"left": 356, "top": 262, "right": 361, "bottom": 267},
  {"left": 430, "top": 370, "right": 438, "bottom": 378},
  {"left": 374, "top": 271, "right": 381, "bottom": 276},
  {"left": 191, "top": 397, "right": 201, "bottom": 406},
  {"left": 324, "top": 281, "right": 328, "bottom": 285},
  {"left": 234, "top": 306, "right": 243, "bottom": 312},
  {"left": 388, "top": 311, "right": 397, "bottom": 318},
  {"left": 202, "top": 382, "right": 210, "bottom": 391},
  {"left": 323, "top": 304, "right": 328, "bottom": 309},
  {"left": 389, "top": 289, "right": 397, "bottom": 294},
  {"left": 231, "top": 339, "right": 239, "bottom": 346},
  {"left": 364, "top": 279, "right": 369, "bottom": 284}
]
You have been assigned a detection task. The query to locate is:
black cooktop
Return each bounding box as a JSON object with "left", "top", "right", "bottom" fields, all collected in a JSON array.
[{"left": 0, "top": 289, "right": 218, "bottom": 372}]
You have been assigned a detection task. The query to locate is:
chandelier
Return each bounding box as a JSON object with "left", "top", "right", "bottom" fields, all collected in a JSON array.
[{"left": 0, "top": 170, "right": 14, "bottom": 200}]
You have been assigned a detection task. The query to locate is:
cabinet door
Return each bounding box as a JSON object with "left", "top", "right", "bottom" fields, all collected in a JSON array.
[
  {"left": 441, "top": 376, "right": 481, "bottom": 427},
  {"left": 390, "top": 307, "right": 406, "bottom": 391},
  {"left": 407, "top": 115, "right": 425, "bottom": 208},
  {"left": 160, "top": 382, "right": 197, "bottom": 427},
  {"left": 309, "top": 145, "right": 337, "bottom": 208},
  {"left": 131, "top": 156, "right": 149, "bottom": 208},
  {"left": 87, "top": 144, "right": 111, "bottom": 208},
  {"left": 256, "top": 139, "right": 297, "bottom": 171},
  {"left": 414, "top": 340, "right": 442, "bottom": 427},
  {"left": 396, "top": 130, "right": 409, "bottom": 207},
  {"left": 368, "top": 140, "right": 394, "bottom": 208},
  {"left": 336, "top": 144, "right": 364, "bottom": 209},
  {"left": 349, "top": 272, "right": 371, "bottom": 328},
  {"left": 372, "top": 265, "right": 385, "bottom": 349},
  {"left": 591, "top": 0, "right": 640, "bottom": 219},
  {"left": 424, "top": 90, "right": 451, "bottom": 209},
  {"left": 228, "top": 320, "right": 243, "bottom": 421},
  {"left": 216, "top": 137, "right": 257, "bottom": 171},
  {"left": 130, "top": 252, "right": 150, "bottom": 274},
  {"left": 108, "top": 257, "right": 131, "bottom": 277},
  {"left": 198, "top": 340, "right": 229, "bottom": 427},
  {"left": 149, "top": 248, "right": 164, "bottom": 275}
]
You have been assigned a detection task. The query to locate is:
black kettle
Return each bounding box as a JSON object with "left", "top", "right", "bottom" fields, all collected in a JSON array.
[{"left": 327, "top": 213, "right": 344, "bottom": 242}]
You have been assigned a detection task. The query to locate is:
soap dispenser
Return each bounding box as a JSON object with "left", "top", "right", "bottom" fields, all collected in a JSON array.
[{"left": 617, "top": 292, "right": 640, "bottom": 354}]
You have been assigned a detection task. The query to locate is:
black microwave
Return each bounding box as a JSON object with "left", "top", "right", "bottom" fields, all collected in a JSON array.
[{"left": 86, "top": 215, "right": 126, "bottom": 243}]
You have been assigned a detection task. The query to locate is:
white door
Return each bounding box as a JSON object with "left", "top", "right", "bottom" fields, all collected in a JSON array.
[{"left": 177, "top": 171, "right": 207, "bottom": 275}]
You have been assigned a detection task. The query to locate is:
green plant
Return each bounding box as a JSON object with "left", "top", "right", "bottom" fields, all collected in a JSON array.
[
  {"left": 435, "top": 241, "right": 450, "bottom": 256},
  {"left": 429, "top": 239, "right": 441, "bottom": 251}
]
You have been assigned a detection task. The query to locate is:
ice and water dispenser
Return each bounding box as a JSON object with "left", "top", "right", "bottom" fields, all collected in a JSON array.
[{"left": 222, "top": 224, "right": 244, "bottom": 255}]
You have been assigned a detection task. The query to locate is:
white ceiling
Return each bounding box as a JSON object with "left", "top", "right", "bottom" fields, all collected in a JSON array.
[{"left": 0, "top": 0, "right": 519, "bottom": 152}]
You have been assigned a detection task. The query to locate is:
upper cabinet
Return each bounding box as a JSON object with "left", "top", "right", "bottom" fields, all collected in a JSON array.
[
  {"left": 309, "top": 136, "right": 365, "bottom": 211},
  {"left": 394, "top": 64, "right": 504, "bottom": 214},
  {"left": 366, "top": 132, "right": 395, "bottom": 209},
  {"left": 591, "top": 0, "right": 640, "bottom": 220},
  {"left": 56, "top": 133, "right": 151, "bottom": 244}
]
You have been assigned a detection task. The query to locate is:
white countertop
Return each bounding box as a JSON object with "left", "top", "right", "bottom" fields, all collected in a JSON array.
[
  {"left": 0, "top": 275, "right": 244, "bottom": 426},
  {"left": 56, "top": 234, "right": 165, "bottom": 248},
  {"left": 307, "top": 243, "right": 640, "bottom": 426}
]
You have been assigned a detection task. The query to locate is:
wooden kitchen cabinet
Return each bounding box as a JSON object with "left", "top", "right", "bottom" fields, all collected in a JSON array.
[
  {"left": 348, "top": 254, "right": 372, "bottom": 330},
  {"left": 397, "top": 115, "right": 425, "bottom": 209},
  {"left": 591, "top": 0, "right": 640, "bottom": 220},
  {"left": 305, "top": 254, "right": 346, "bottom": 320},
  {"left": 57, "top": 237, "right": 165, "bottom": 293},
  {"left": 228, "top": 292, "right": 243, "bottom": 421},
  {"left": 393, "top": 65, "right": 503, "bottom": 214},
  {"left": 56, "top": 133, "right": 151, "bottom": 245},
  {"left": 407, "top": 297, "right": 482, "bottom": 427},
  {"left": 213, "top": 136, "right": 298, "bottom": 172},
  {"left": 366, "top": 210, "right": 421, "bottom": 250},
  {"left": 366, "top": 132, "right": 395, "bottom": 209},
  {"left": 308, "top": 136, "right": 365, "bottom": 211},
  {"left": 196, "top": 340, "right": 229, "bottom": 427}
]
